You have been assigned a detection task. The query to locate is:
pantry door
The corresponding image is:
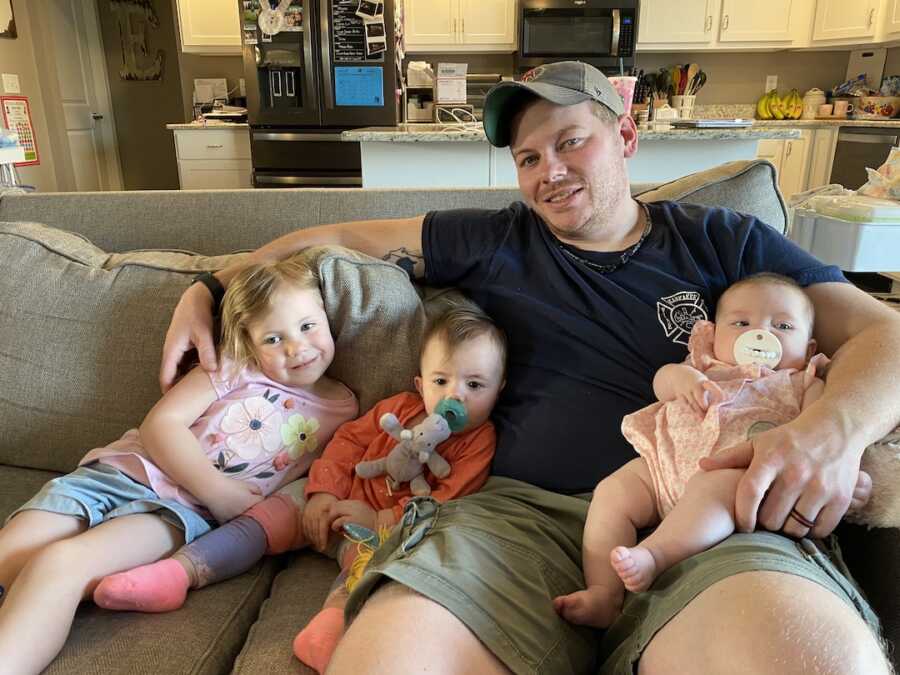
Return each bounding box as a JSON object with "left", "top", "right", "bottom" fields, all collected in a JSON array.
[{"left": 47, "top": 0, "right": 122, "bottom": 190}]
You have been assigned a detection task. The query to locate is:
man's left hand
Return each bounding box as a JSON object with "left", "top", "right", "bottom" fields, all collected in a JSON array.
[{"left": 699, "top": 417, "right": 862, "bottom": 539}]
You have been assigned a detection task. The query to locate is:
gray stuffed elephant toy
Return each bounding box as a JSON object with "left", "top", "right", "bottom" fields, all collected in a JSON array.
[{"left": 355, "top": 412, "right": 453, "bottom": 496}]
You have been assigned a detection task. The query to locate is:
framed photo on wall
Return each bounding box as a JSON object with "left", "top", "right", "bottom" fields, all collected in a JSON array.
[{"left": 0, "top": 1, "right": 15, "bottom": 39}]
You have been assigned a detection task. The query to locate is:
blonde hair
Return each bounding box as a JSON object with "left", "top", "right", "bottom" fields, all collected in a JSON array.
[
  {"left": 219, "top": 256, "right": 322, "bottom": 369},
  {"left": 590, "top": 100, "right": 620, "bottom": 126},
  {"left": 423, "top": 302, "right": 508, "bottom": 379}
]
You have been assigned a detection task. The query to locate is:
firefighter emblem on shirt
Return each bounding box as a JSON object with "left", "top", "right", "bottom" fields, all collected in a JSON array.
[{"left": 657, "top": 291, "right": 708, "bottom": 345}]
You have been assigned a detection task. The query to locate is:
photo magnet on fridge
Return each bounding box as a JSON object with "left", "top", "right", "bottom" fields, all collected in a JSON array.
[{"left": 356, "top": 0, "right": 383, "bottom": 21}]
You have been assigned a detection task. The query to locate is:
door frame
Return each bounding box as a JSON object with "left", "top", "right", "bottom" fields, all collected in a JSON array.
[{"left": 31, "top": 0, "right": 123, "bottom": 191}]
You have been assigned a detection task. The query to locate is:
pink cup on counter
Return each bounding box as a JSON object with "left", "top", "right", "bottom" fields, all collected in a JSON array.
[{"left": 608, "top": 76, "right": 637, "bottom": 116}]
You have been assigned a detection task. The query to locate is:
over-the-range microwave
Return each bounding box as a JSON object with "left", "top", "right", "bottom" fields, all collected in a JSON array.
[{"left": 517, "top": 0, "right": 638, "bottom": 73}]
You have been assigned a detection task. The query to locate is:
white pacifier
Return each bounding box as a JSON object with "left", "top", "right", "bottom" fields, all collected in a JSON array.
[{"left": 733, "top": 329, "right": 782, "bottom": 368}]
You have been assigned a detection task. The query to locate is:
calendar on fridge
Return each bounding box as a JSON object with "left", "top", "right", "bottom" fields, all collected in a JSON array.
[{"left": 1, "top": 96, "right": 40, "bottom": 166}]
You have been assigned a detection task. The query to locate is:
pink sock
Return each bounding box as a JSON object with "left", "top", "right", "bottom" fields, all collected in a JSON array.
[
  {"left": 293, "top": 607, "right": 345, "bottom": 674},
  {"left": 93, "top": 559, "right": 190, "bottom": 613}
]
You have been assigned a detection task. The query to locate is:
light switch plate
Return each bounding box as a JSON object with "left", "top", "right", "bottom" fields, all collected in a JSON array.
[
  {"left": 1, "top": 73, "right": 20, "bottom": 94},
  {"left": 765, "top": 75, "right": 778, "bottom": 92}
]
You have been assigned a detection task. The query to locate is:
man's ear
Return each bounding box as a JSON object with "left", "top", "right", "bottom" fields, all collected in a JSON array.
[
  {"left": 806, "top": 337, "right": 818, "bottom": 361},
  {"left": 414, "top": 375, "right": 423, "bottom": 397},
  {"left": 618, "top": 114, "right": 639, "bottom": 158}
]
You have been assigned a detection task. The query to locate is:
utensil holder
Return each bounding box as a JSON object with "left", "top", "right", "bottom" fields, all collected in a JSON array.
[{"left": 671, "top": 95, "right": 696, "bottom": 120}]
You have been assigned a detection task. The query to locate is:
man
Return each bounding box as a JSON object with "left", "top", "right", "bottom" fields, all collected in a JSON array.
[{"left": 162, "top": 62, "right": 900, "bottom": 673}]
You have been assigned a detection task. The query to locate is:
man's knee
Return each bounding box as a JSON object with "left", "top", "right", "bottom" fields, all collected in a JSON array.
[{"left": 640, "top": 571, "right": 890, "bottom": 675}]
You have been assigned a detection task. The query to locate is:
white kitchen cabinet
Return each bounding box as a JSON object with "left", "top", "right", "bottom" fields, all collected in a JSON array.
[
  {"left": 175, "top": 0, "right": 241, "bottom": 55},
  {"left": 811, "top": 0, "right": 879, "bottom": 43},
  {"left": 404, "top": 0, "right": 516, "bottom": 52},
  {"left": 717, "top": 0, "right": 793, "bottom": 42},
  {"left": 756, "top": 139, "right": 785, "bottom": 177},
  {"left": 171, "top": 127, "right": 252, "bottom": 190},
  {"left": 638, "top": 0, "right": 810, "bottom": 50},
  {"left": 638, "top": 0, "right": 718, "bottom": 46},
  {"left": 882, "top": 0, "right": 900, "bottom": 39},
  {"left": 756, "top": 132, "right": 813, "bottom": 200},
  {"left": 805, "top": 127, "right": 839, "bottom": 192}
]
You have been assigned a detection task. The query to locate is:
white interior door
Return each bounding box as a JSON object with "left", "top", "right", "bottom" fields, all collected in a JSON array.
[{"left": 48, "top": 0, "right": 122, "bottom": 191}]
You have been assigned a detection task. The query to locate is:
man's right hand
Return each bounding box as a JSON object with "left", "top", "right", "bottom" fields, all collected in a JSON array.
[
  {"left": 160, "top": 281, "right": 218, "bottom": 393},
  {"left": 302, "top": 492, "right": 339, "bottom": 552}
]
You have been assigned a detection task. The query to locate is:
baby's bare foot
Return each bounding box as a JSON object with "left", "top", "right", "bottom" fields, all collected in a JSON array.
[
  {"left": 552, "top": 585, "right": 623, "bottom": 628},
  {"left": 610, "top": 545, "right": 658, "bottom": 592}
]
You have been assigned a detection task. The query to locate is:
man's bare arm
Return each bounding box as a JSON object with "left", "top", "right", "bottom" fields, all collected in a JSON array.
[{"left": 216, "top": 215, "right": 427, "bottom": 285}]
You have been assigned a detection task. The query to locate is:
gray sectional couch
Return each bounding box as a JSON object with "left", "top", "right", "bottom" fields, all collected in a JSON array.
[{"left": 0, "top": 160, "right": 895, "bottom": 674}]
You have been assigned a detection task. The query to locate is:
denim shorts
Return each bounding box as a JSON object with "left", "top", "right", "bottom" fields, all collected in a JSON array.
[
  {"left": 9, "top": 462, "right": 214, "bottom": 543},
  {"left": 344, "top": 477, "right": 881, "bottom": 675}
]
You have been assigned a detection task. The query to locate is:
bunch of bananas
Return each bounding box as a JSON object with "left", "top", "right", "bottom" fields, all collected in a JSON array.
[{"left": 755, "top": 89, "right": 803, "bottom": 120}]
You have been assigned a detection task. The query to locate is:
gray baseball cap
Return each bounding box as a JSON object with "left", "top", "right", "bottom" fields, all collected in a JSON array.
[{"left": 483, "top": 61, "right": 625, "bottom": 148}]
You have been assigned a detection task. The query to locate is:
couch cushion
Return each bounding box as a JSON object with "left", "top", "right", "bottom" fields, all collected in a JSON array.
[
  {"left": 232, "top": 550, "right": 338, "bottom": 674},
  {"left": 635, "top": 159, "right": 786, "bottom": 234},
  {"left": 0, "top": 222, "right": 423, "bottom": 473}
]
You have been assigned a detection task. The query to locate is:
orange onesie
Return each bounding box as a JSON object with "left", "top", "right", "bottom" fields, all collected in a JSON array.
[{"left": 305, "top": 391, "right": 496, "bottom": 524}]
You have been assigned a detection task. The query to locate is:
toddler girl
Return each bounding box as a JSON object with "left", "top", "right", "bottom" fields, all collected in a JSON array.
[
  {"left": 554, "top": 273, "right": 871, "bottom": 628},
  {"left": 97, "top": 303, "right": 508, "bottom": 674},
  {"left": 0, "top": 257, "right": 357, "bottom": 674}
]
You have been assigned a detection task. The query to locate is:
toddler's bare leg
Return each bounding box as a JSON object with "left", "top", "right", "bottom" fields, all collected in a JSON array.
[
  {"left": 0, "top": 510, "right": 86, "bottom": 600},
  {"left": 0, "top": 513, "right": 182, "bottom": 674},
  {"left": 553, "top": 458, "right": 660, "bottom": 628},
  {"left": 611, "top": 468, "right": 743, "bottom": 592}
]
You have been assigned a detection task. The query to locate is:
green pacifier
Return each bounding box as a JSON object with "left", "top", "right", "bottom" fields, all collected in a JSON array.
[{"left": 435, "top": 398, "right": 468, "bottom": 432}]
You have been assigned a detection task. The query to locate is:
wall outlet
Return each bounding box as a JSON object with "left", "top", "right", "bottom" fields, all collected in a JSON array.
[{"left": 765, "top": 75, "right": 778, "bottom": 92}]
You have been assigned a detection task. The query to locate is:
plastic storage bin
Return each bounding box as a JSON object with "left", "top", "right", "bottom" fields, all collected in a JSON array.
[{"left": 791, "top": 195, "right": 900, "bottom": 272}]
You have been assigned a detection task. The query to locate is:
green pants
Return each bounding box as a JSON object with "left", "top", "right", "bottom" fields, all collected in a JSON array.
[{"left": 345, "top": 477, "right": 880, "bottom": 675}]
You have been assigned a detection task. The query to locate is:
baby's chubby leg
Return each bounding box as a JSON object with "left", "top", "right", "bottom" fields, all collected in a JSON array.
[
  {"left": 611, "top": 467, "right": 744, "bottom": 593},
  {"left": 95, "top": 482, "right": 309, "bottom": 613},
  {"left": 553, "top": 458, "right": 660, "bottom": 628}
]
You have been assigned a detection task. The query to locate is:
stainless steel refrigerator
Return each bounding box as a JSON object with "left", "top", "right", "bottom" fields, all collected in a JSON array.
[{"left": 240, "top": 0, "right": 399, "bottom": 187}]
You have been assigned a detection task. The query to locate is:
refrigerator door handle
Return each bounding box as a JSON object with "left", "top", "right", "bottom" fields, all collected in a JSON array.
[
  {"left": 255, "top": 175, "right": 362, "bottom": 186},
  {"left": 319, "top": 0, "right": 335, "bottom": 110},
  {"left": 304, "top": 0, "right": 322, "bottom": 120},
  {"left": 253, "top": 132, "right": 346, "bottom": 142}
]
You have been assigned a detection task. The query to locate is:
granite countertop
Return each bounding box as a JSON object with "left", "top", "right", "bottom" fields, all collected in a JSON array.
[
  {"left": 341, "top": 124, "right": 800, "bottom": 142},
  {"left": 166, "top": 122, "right": 250, "bottom": 130},
  {"left": 752, "top": 119, "right": 900, "bottom": 128}
]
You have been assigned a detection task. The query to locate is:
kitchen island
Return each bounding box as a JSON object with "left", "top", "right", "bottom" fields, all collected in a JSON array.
[{"left": 342, "top": 124, "right": 801, "bottom": 188}]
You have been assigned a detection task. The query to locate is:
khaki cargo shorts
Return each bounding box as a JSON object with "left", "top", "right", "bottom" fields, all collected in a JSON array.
[{"left": 345, "top": 477, "right": 881, "bottom": 675}]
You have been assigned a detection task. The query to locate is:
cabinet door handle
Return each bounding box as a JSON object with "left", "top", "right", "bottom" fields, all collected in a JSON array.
[
  {"left": 721, "top": 14, "right": 729, "bottom": 30},
  {"left": 868, "top": 7, "right": 876, "bottom": 27},
  {"left": 785, "top": 142, "right": 792, "bottom": 158},
  {"left": 704, "top": 15, "right": 712, "bottom": 32},
  {"left": 461, "top": 18, "right": 465, "bottom": 34},
  {"left": 206, "top": 144, "right": 224, "bottom": 149},
  {"left": 452, "top": 18, "right": 456, "bottom": 37}
]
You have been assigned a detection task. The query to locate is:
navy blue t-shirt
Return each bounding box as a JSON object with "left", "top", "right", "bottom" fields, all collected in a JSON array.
[{"left": 423, "top": 200, "right": 846, "bottom": 494}]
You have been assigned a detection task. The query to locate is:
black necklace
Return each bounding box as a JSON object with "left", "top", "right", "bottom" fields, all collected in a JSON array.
[{"left": 556, "top": 202, "right": 652, "bottom": 275}]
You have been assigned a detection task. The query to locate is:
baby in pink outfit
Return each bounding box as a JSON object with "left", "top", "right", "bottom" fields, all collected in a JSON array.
[{"left": 554, "top": 273, "right": 872, "bottom": 628}]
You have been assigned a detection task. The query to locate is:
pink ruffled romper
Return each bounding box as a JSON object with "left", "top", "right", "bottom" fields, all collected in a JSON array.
[{"left": 621, "top": 320, "right": 826, "bottom": 518}]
